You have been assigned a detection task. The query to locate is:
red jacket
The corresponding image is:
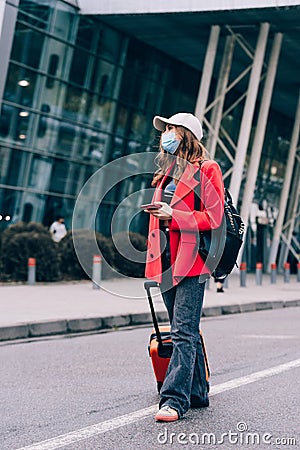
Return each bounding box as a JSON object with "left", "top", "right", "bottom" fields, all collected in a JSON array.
[{"left": 145, "top": 160, "right": 224, "bottom": 285}]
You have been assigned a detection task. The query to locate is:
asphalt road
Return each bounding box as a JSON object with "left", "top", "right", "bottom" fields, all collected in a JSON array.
[{"left": 1, "top": 308, "right": 300, "bottom": 450}]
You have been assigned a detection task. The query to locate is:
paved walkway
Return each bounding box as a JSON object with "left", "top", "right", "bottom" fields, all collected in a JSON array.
[{"left": 0, "top": 273, "right": 299, "bottom": 341}]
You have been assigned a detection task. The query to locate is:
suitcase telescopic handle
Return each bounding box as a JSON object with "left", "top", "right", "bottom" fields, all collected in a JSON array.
[
  {"left": 144, "top": 281, "right": 159, "bottom": 289},
  {"left": 144, "top": 281, "right": 163, "bottom": 347}
]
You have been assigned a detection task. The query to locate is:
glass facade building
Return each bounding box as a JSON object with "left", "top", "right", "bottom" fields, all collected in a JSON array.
[
  {"left": 0, "top": 0, "right": 299, "bottom": 269},
  {"left": 0, "top": 0, "right": 200, "bottom": 232}
]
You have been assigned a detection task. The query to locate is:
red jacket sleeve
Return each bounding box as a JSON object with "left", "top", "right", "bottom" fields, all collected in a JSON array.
[{"left": 170, "top": 161, "right": 224, "bottom": 232}]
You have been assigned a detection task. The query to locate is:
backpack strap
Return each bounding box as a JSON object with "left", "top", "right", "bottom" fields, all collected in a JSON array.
[{"left": 194, "top": 159, "right": 208, "bottom": 211}]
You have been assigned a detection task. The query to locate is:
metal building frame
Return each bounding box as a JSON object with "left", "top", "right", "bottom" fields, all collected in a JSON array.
[{"left": 194, "top": 23, "right": 299, "bottom": 270}]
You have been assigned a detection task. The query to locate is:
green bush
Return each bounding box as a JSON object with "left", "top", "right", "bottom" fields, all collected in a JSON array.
[
  {"left": 1, "top": 221, "right": 49, "bottom": 248},
  {"left": 112, "top": 231, "right": 147, "bottom": 277},
  {"left": 0, "top": 224, "right": 147, "bottom": 282},
  {"left": 57, "top": 229, "right": 116, "bottom": 280},
  {"left": 1, "top": 222, "right": 60, "bottom": 281}
]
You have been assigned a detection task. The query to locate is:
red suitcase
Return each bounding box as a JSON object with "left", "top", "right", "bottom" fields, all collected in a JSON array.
[{"left": 144, "top": 280, "right": 210, "bottom": 393}]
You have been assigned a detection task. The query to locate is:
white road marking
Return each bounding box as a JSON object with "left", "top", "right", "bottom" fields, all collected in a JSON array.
[
  {"left": 16, "top": 358, "right": 300, "bottom": 450},
  {"left": 210, "top": 358, "right": 300, "bottom": 395},
  {"left": 242, "top": 334, "right": 298, "bottom": 339},
  {"left": 15, "top": 406, "right": 158, "bottom": 450}
]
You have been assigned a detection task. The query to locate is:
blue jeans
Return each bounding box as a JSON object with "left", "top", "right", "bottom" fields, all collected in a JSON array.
[{"left": 160, "top": 276, "right": 208, "bottom": 417}]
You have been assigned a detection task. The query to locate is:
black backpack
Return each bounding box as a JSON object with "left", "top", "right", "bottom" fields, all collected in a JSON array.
[{"left": 195, "top": 165, "right": 245, "bottom": 280}]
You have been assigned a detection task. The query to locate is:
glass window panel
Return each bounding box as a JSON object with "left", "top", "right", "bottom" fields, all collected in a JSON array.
[
  {"left": 96, "top": 26, "right": 121, "bottom": 63},
  {"left": 34, "top": 115, "right": 70, "bottom": 156},
  {"left": 43, "top": 194, "right": 67, "bottom": 227},
  {"left": 56, "top": 120, "right": 76, "bottom": 156},
  {"left": 46, "top": 160, "right": 94, "bottom": 197},
  {"left": 68, "top": 48, "right": 90, "bottom": 85},
  {"left": 32, "top": 74, "right": 67, "bottom": 116},
  {"left": 46, "top": 54, "right": 59, "bottom": 88},
  {"left": 55, "top": 120, "right": 108, "bottom": 159},
  {"left": 87, "top": 130, "right": 109, "bottom": 163},
  {"left": 115, "top": 106, "right": 129, "bottom": 137},
  {"left": 3, "top": 64, "right": 37, "bottom": 107},
  {"left": 130, "top": 112, "right": 148, "bottom": 140},
  {"left": 17, "top": 11, "right": 48, "bottom": 30},
  {"left": 4, "top": 149, "right": 29, "bottom": 187},
  {"left": 90, "top": 59, "right": 116, "bottom": 99},
  {"left": 76, "top": 17, "right": 95, "bottom": 51},
  {"left": 31, "top": 108, "right": 111, "bottom": 159},
  {"left": 0, "top": 104, "right": 12, "bottom": 138},
  {"left": 126, "top": 139, "right": 143, "bottom": 155},
  {"left": 95, "top": 99, "right": 114, "bottom": 130},
  {"left": 111, "top": 136, "right": 125, "bottom": 160},
  {"left": 28, "top": 156, "right": 52, "bottom": 191},
  {"left": 119, "top": 68, "right": 140, "bottom": 106},
  {"left": 52, "top": 2, "right": 77, "bottom": 41},
  {"left": 82, "top": 165, "right": 95, "bottom": 185},
  {"left": 0, "top": 104, "right": 30, "bottom": 142},
  {"left": 63, "top": 86, "right": 84, "bottom": 116},
  {"left": 48, "top": 159, "right": 69, "bottom": 194},
  {"left": 64, "top": 162, "right": 85, "bottom": 196},
  {"left": 35, "top": 113, "right": 60, "bottom": 153},
  {"left": 21, "top": 192, "right": 47, "bottom": 223},
  {"left": 68, "top": 128, "right": 109, "bottom": 163},
  {"left": 37, "top": 104, "right": 51, "bottom": 138},
  {"left": 0, "top": 189, "right": 22, "bottom": 225},
  {"left": 0, "top": 147, "right": 12, "bottom": 184},
  {"left": 18, "top": 0, "right": 51, "bottom": 29},
  {"left": 85, "top": 96, "right": 115, "bottom": 132},
  {"left": 11, "top": 24, "right": 45, "bottom": 68}
]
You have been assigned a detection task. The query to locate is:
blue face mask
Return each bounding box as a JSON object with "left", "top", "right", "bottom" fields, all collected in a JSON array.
[{"left": 161, "top": 131, "right": 180, "bottom": 154}]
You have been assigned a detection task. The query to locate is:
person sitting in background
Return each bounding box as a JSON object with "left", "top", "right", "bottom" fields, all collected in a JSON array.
[{"left": 49, "top": 217, "right": 67, "bottom": 243}]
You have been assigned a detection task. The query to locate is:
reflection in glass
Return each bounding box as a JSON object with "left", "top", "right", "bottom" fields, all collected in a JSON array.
[
  {"left": 0, "top": 105, "right": 30, "bottom": 142},
  {"left": 53, "top": 2, "right": 77, "bottom": 41},
  {"left": 96, "top": 26, "right": 121, "bottom": 63},
  {"left": 0, "top": 189, "right": 23, "bottom": 225},
  {"left": 48, "top": 159, "right": 69, "bottom": 194},
  {"left": 19, "top": 0, "right": 51, "bottom": 29},
  {"left": 46, "top": 54, "right": 59, "bottom": 88},
  {"left": 11, "top": 24, "right": 45, "bottom": 68},
  {"left": 76, "top": 17, "right": 95, "bottom": 50},
  {"left": 0, "top": 3, "right": 226, "bottom": 236},
  {"left": 28, "top": 156, "right": 52, "bottom": 191},
  {"left": 3, "top": 64, "right": 37, "bottom": 108},
  {"left": 69, "top": 48, "right": 89, "bottom": 86},
  {"left": 5, "top": 150, "right": 29, "bottom": 187}
]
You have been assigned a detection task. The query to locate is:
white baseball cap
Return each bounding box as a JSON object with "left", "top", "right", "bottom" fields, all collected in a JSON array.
[{"left": 153, "top": 112, "right": 203, "bottom": 141}]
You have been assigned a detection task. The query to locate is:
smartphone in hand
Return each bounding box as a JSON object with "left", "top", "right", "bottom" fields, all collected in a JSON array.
[{"left": 140, "top": 203, "right": 161, "bottom": 210}]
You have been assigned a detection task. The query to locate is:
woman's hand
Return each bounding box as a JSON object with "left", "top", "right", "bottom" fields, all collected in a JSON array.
[{"left": 146, "top": 202, "right": 173, "bottom": 221}]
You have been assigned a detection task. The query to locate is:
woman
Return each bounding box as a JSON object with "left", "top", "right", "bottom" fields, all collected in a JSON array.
[{"left": 144, "top": 112, "right": 224, "bottom": 422}]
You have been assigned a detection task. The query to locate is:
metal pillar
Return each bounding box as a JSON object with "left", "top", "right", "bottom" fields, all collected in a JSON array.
[
  {"left": 229, "top": 23, "right": 270, "bottom": 204},
  {"left": 0, "top": 0, "right": 19, "bottom": 113},
  {"left": 195, "top": 25, "right": 220, "bottom": 123},
  {"left": 268, "top": 89, "right": 300, "bottom": 266},
  {"left": 279, "top": 159, "right": 300, "bottom": 266},
  {"left": 238, "top": 33, "right": 283, "bottom": 262},
  {"left": 0, "top": 0, "right": 5, "bottom": 40},
  {"left": 206, "top": 35, "right": 236, "bottom": 159}
]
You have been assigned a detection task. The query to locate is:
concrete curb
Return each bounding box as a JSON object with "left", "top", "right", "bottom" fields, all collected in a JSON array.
[{"left": 0, "top": 299, "right": 299, "bottom": 342}]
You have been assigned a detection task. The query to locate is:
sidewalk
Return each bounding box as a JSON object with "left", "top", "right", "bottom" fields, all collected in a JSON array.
[{"left": 0, "top": 273, "right": 299, "bottom": 341}]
